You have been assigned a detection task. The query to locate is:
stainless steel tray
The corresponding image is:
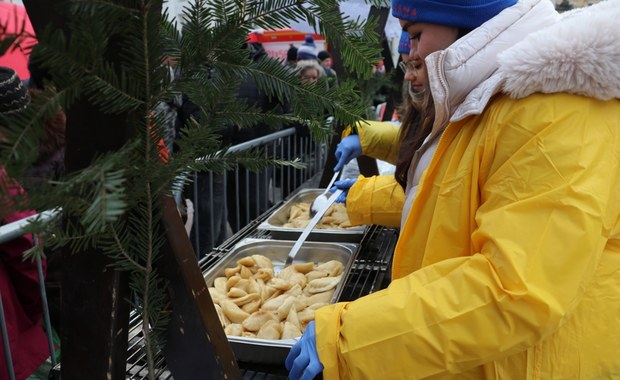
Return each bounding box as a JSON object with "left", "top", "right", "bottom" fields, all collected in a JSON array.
[
  {"left": 202, "top": 238, "right": 360, "bottom": 364},
  {"left": 257, "top": 188, "right": 366, "bottom": 242}
]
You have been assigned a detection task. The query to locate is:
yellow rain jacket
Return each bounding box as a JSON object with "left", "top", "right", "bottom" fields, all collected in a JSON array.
[
  {"left": 343, "top": 121, "right": 404, "bottom": 227},
  {"left": 315, "top": 0, "right": 620, "bottom": 378}
]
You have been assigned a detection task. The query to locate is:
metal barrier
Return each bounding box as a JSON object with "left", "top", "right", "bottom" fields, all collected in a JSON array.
[
  {"left": 0, "top": 210, "right": 58, "bottom": 380},
  {"left": 186, "top": 127, "right": 327, "bottom": 257}
]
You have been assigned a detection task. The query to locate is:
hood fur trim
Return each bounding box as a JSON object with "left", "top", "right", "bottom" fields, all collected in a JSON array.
[{"left": 499, "top": 0, "right": 620, "bottom": 100}]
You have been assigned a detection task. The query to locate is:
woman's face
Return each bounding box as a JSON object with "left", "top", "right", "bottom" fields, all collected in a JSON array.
[
  {"left": 399, "top": 20, "right": 459, "bottom": 61},
  {"left": 300, "top": 68, "right": 320, "bottom": 84},
  {"left": 403, "top": 54, "right": 426, "bottom": 94}
]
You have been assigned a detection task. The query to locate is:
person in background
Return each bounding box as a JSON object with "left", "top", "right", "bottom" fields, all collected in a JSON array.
[
  {"left": 317, "top": 50, "right": 337, "bottom": 88},
  {"left": 277, "top": 58, "right": 325, "bottom": 199},
  {"left": 285, "top": 44, "right": 298, "bottom": 69},
  {"left": 181, "top": 96, "right": 230, "bottom": 256},
  {"left": 154, "top": 50, "right": 182, "bottom": 154},
  {"left": 226, "top": 41, "right": 285, "bottom": 232},
  {"left": 296, "top": 35, "right": 318, "bottom": 61},
  {"left": 328, "top": 31, "right": 428, "bottom": 228},
  {"left": 0, "top": 66, "right": 49, "bottom": 380},
  {"left": 372, "top": 59, "right": 386, "bottom": 77},
  {"left": 287, "top": 0, "right": 620, "bottom": 378},
  {"left": 296, "top": 59, "right": 323, "bottom": 85}
]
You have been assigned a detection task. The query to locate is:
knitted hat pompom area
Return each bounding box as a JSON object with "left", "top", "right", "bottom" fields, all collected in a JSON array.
[
  {"left": 297, "top": 46, "right": 317, "bottom": 61},
  {"left": 391, "top": 0, "right": 518, "bottom": 30},
  {"left": 297, "top": 36, "right": 318, "bottom": 61},
  {"left": 0, "top": 66, "right": 30, "bottom": 115},
  {"left": 302, "top": 35, "right": 316, "bottom": 48}
]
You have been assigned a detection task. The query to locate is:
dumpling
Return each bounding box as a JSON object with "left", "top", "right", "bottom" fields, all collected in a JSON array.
[
  {"left": 256, "top": 320, "right": 282, "bottom": 340},
  {"left": 316, "top": 260, "right": 344, "bottom": 277},
  {"left": 220, "top": 300, "right": 250, "bottom": 324},
  {"left": 224, "top": 323, "right": 244, "bottom": 336},
  {"left": 306, "top": 275, "right": 341, "bottom": 294}
]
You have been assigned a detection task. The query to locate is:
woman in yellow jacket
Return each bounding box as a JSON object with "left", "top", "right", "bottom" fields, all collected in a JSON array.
[
  {"left": 287, "top": 0, "right": 620, "bottom": 379},
  {"left": 334, "top": 109, "right": 420, "bottom": 227},
  {"left": 333, "top": 37, "right": 429, "bottom": 227}
]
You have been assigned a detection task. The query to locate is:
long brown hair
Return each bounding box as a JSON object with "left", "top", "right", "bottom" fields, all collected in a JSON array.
[
  {"left": 395, "top": 90, "right": 434, "bottom": 189},
  {"left": 394, "top": 28, "right": 468, "bottom": 189}
]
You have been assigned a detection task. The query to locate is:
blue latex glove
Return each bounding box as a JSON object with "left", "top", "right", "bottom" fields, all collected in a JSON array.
[
  {"left": 334, "top": 135, "right": 362, "bottom": 172},
  {"left": 285, "top": 321, "right": 324, "bottom": 380},
  {"left": 330, "top": 178, "right": 357, "bottom": 204}
]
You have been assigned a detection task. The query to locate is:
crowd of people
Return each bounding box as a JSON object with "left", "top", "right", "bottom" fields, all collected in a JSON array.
[{"left": 286, "top": 35, "right": 339, "bottom": 87}]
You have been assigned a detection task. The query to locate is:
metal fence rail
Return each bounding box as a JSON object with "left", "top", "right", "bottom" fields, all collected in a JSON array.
[
  {"left": 185, "top": 127, "right": 327, "bottom": 257},
  {"left": 0, "top": 210, "right": 58, "bottom": 380}
]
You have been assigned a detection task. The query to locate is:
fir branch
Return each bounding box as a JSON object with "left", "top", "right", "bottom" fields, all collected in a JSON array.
[
  {"left": 141, "top": 181, "right": 156, "bottom": 380},
  {"left": 243, "top": 0, "right": 308, "bottom": 31},
  {"left": 82, "top": 166, "right": 128, "bottom": 234},
  {"left": 111, "top": 224, "right": 147, "bottom": 271}
]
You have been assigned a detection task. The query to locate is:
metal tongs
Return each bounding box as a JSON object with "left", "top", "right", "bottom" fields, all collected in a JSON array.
[
  {"left": 309, "top": 171, "right": 340, "bottom": 217},
  {"left": 277, "top": 189, "right": 343, "bottom": 274}
]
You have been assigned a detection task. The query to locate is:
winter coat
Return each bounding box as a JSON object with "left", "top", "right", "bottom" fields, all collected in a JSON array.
[
  {"left": 227, "top": 43, "right": 285, "bottom": 145},
  {"left": 0, "top": 168, "right": 49, "bottom": 380},
  {"left": 315, "top": 0, "right": 620, "bottom": 378},
  {"left": 342, "top": 121, "right": 404, "bottom": 227}
]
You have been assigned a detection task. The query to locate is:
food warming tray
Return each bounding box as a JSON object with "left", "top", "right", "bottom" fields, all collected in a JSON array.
[
  {"left": 202, "top": 238, "right": 360, "bottom": 364},
  {"left": 258, "top": 188, "right": 367, "bottom": 242}
]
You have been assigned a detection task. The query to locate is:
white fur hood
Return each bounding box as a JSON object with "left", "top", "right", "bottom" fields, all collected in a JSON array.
[
  {"left": 427, "top": 0, "right": 620, "bottom": 125},
  {"left": 499, "top": 0, "right": 620, "bottom": 101}
]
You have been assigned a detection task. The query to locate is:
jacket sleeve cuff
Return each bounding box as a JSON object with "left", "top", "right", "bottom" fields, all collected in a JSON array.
[
  {"left": 315, "top": 302, "right": 348, "bottom": 379},
  {"left": 346, "top": 175, "right": 403, "bottom": 227}
]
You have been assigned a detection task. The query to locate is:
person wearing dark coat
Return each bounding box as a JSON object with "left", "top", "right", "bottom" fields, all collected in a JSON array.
[
  {"left": 0, "top": 66, "right": 49, "bottom": 380},
  {"left": 286, "top": 44, "right": 298, "bottom": 68},
  {"left": 226, "top": 42, "right": 284, "bottom": 232},
  {"left": 176, "top": 94, "right": 231, "bottom": 257},
  {"left": 317, "top": 50, "right": 338, "bottom": 88}
]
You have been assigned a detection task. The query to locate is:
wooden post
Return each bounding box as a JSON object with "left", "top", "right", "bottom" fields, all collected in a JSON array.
[{"left": 158, "top": 197, "right": 241, "bottom": 379}]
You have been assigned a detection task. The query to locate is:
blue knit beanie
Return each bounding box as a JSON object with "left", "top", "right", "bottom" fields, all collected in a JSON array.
[
  {"left": 391, "top": 0, "right": 518, "bottom": 30},
  {"left": 398, "top": 31, "right": 411, "bottom": 54},
  {"left": 297, "top": 35, "right": 318, "bottom": 60},
  {"left": 302, "top": 35, "right": 316, "bottom": 48}
]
